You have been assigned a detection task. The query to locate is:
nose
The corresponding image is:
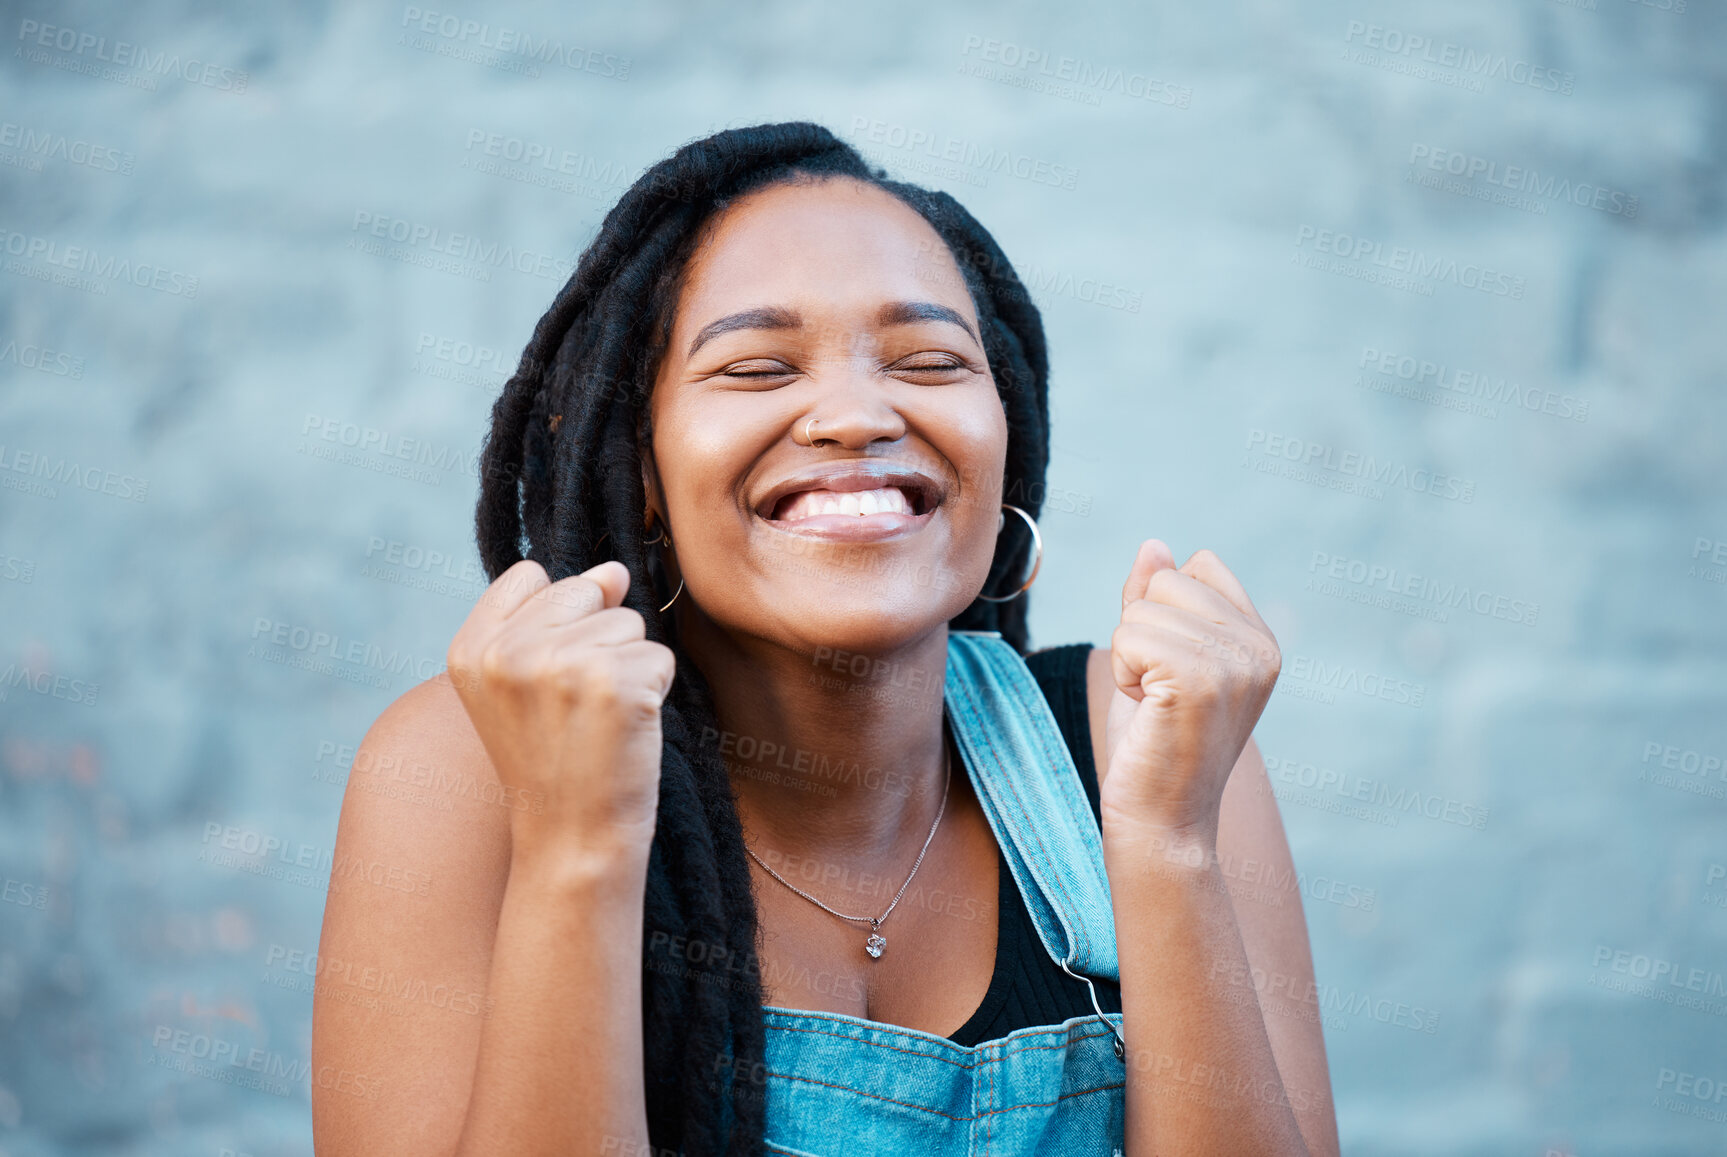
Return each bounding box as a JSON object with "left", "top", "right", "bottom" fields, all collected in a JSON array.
[{"left": 798, "top": 356, "right": 908, "bottom": 449}]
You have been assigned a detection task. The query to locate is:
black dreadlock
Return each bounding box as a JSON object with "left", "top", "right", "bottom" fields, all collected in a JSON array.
[{"left": 473, "top": 121, "right": 1051, "bottom": 1156}]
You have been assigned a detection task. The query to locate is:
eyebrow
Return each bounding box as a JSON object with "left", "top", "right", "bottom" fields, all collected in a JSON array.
[
  {"left": 877, "top": 300, "right": 979, "bottom": 344},
  {"left": 684, "top": 300, "right": 979, "bottom": 358},
  {"left": 686, "top": 306, "right": 799, "bottom": 358}
]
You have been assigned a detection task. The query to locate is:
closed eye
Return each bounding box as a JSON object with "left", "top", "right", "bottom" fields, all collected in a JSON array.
[
  {"left": 718, "top": 360, "right": 799, "bottom": 383},
  {"left": 715, "top": 353, "right": 974, "bottom": 384},
  {"left": 891, "top": 354, "right": 972, "bottom": 378}
]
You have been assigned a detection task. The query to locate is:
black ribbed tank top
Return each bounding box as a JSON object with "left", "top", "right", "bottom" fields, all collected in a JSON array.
[{"left": 945, "top": 642, "right": 1123, "bottom": 1046}]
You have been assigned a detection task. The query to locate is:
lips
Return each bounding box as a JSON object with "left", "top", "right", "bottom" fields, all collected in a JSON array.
[{"left": 755, "top": 463, "right": 942, "bottom": 532}]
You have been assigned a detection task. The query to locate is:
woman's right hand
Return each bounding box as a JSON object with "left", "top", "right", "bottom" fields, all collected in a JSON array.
[{"left": 445, "top": 558, "right": 676, "bottom": 866}]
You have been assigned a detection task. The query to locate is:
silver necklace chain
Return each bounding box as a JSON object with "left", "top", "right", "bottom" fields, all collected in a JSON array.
[{"left": 744, "top": 741, "right": 953, "bottom": 959}]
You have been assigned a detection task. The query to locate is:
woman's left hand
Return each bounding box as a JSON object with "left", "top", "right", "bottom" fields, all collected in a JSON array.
[{"left": 1098, "top": 539, "right": 1282, "bottom": 850}]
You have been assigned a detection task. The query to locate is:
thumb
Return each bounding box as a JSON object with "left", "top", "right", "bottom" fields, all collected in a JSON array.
[
  {"left": 580, "top": 559, "right": 633, "bottom": 610},
  {"left": 1121, "top": 538, "right": 1177, "bottom": 608}
]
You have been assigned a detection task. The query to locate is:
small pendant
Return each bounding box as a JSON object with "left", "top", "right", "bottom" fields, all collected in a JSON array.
[{"left": 865, "top": 932, "right": 886, "bottom": 959}]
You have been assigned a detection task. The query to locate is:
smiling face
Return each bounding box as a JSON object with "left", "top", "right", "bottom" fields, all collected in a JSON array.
[{"left": 642, "top": 175, "right": 1009, "bottom": 659}]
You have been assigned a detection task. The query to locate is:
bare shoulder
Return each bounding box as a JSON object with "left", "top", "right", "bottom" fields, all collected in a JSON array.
[
  {"left": 311, "top": 676, "right": 515, "bottom": 1155},
  {"left": 326, "top": 675, "right": 515, "bottom": 888},
  {"left": 1081, "top": 645, "right": 1115, "bottom": 782}
]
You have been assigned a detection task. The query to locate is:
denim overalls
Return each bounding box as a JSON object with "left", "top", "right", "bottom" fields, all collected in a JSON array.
[{"left": 757, "top": 632, "right": 1128, "bottom": 1156}]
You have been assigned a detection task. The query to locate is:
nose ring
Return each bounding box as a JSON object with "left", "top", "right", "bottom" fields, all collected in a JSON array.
[{"left": 804, "top": 417, "right": 821, "bottom": 446}]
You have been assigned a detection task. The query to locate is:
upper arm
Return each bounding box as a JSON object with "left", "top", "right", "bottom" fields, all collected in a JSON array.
[
  {"left": 310, "top": 677, "right": 514, "bottom": 1157},
  {"left": 1082, "top": 646, "right": 1340, "bottom": 1157}
]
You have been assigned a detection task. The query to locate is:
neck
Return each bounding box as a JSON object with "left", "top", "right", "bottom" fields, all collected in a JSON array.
[{"left": 676, "top": 610, "right": 955, "bottom": 869}]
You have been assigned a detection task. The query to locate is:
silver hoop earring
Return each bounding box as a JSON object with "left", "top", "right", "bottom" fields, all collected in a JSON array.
[
  {"left": 976, "top": 503, "right": 1043, "bottom": 603},
  {"left": 656, "top": 531, "right": 683, "bottom": 612},
  {"left": 643, "top": 514, "right": 682, "bottom": 611},
  {"left": 658, "top": 567, "right": 684, "bottom": 613}
]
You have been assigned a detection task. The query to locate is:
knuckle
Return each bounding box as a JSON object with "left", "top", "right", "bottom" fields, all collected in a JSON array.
[
  {"left": 481, "top": 636, "right": 534, "bottom": 685},
  {"left": 499, "top": 559, "right": 548, "bottom": 595},
  {"left": 1144, "top": 680, "right": 1183, "bottom": 710},
  {"left": 612, "top": 607, "right": 648, "bottom": 639},
  {"left": 476, "top": 637, "right": 507, "bottom": 677},
  {"left": 571, "top": 654, "right": 623, "bottom": 701},
  {"left": 566, "top": 648, "right": 671, "bottom": 722},
  {"left": 621, "top": 685, "right": 665, "bottom": 725},
  {"left": 446, "top": 644, "right": 480, "bottom": 689},
  {"left": 548, "top": 576, "right": 603, "bottom": 613}
]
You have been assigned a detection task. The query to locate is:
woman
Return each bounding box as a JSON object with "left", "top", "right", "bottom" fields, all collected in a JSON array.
[{"left": 312, "top": 121, "right": 1338, "bottom": 1156}]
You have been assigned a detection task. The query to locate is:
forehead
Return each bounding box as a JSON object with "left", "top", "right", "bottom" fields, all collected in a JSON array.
[{"left": 672, "top": 176, "right": 976, "bottom": 331}]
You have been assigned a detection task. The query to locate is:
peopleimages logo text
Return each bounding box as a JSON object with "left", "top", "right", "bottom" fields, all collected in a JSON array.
[
  {"left": 1308, "top": 551, "right": 1540, "bottom": 627},
  {"left": 0, "top": 121, "right": 134, "bottom": 173},
  {"left": 1246, "top": 429, "right": 1476, "bottom": 504},
  {"left": 299, "top": 413, "right": 480, "bottom": 477},
  {"left": 1408, "top": 145, "right": 1636, "bottom": 218},
  {"left": 0, "top": 229, "right": 199, "bottom": 297},
  {"left": 958, "top": 36, "right": 1190, "bottom": 107},
  {"left": 399, "top": 7, "right": 630, "bottom": 78},
  {"left": 350, "top": 211, "right": 574, "bottom": 281},
  {"left": 0, "top": 443, "right": 148, "bottom": 501},
  {"left": 1294, "top": 226, "right": 1525, "bottom": 299},
  {"left": 15, "top": 18, "right": 249, "bottom": 91},
  {"left": 1343, "top": 21, "right": 1574, "bottom": 95},
  {"left": 1358, "top": 347, "right": 1587, "bottom": 422},
  {"left": 850, "top": 117, "right": 1080, "bottom": 190}
]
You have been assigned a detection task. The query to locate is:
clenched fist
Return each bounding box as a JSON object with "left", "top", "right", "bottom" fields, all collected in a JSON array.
[
  {"left": 446, "top": 559, "right": 676, "bottom": 865},
  {"left": 1098, "top": 539, "right": 1281, "bottom": 849}
]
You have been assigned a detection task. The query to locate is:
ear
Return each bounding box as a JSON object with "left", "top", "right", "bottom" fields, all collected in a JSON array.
[{"left": 639, "top": 441, "right": 663, "bottom": 527}]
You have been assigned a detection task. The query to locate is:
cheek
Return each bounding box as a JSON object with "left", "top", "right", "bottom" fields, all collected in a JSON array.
[
  {"left": 656, "top": 405, "right": 757, "bottom": 520},
  {"left": 942, "top": 399, "right": 1011, "bottom": 526},
  {"left": 928, "top": 409, "right": 1011, "bottom": 593}
]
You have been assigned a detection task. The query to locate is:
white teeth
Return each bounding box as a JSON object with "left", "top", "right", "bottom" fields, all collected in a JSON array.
[{"left": 775, "top": 486, "right": 915, "bottom": 521}]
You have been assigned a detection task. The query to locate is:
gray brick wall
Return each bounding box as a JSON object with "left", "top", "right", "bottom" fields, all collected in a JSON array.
[{"left": 1, "top": 1, "right": 1722, "bottom": 1153}]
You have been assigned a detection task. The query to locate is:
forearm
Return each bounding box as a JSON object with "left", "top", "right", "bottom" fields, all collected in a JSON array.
[
  {"left": 455, "top": 846, "right": 651, "bottom": 1157},
  {"left": 1106, "top": 826, "right": 1311, "bottom": 1157}
]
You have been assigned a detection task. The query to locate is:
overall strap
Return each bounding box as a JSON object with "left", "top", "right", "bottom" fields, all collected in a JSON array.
[{"left": 944, "top": 633, "right": 1119, "bottom": 982}]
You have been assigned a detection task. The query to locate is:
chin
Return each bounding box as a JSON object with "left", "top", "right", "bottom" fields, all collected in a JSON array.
[{"left": 761, "top": 574, "right": 972, "bottom": 658}]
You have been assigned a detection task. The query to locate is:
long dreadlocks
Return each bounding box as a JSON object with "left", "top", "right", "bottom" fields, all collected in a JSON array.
[{"left": 473, "top": 120, "right": 1051, "bottom": 1155}]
